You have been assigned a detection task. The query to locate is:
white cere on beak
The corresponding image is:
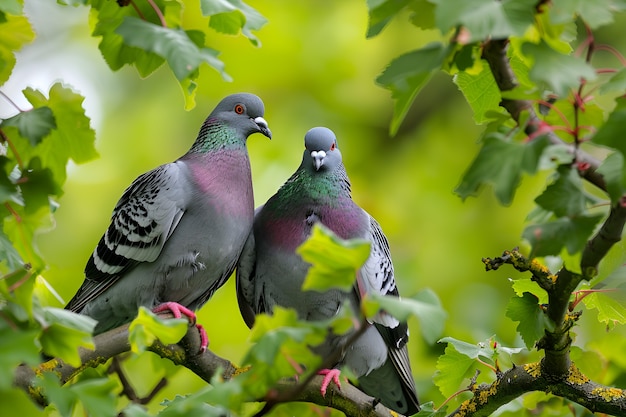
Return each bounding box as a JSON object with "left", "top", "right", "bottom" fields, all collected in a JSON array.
[
  {"left": 253, "top": 116, "right": 272, "bottom": 138},
  {"left": 254, "top": 116, "right": 268, "bottom": 129},
  {"left": 311, "top": 150, "right": 326, "bottom": 171}
]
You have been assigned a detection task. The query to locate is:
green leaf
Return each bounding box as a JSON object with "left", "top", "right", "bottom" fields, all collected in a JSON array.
[
  {"left": 439, "top": 336, "right": 524, "bottom": 368},
  {"left": 0, "top": 321, "right": 40, "bottom": 390},
  {"left": 438, "top": 336, "right": 492, "bottom": 360},
  {"left": 454, "top": 61, "right": 503, "bottom": 124},
  {"left": 0, "top": 156, "right": 20, "bottom": 205},
  {"left": 363, "top": 289, "right": 446, "bottom": 344},
  {"left": 248, "top": 307, "right": 320, "bottom": 359},
  {"left": 535, "top": 165, "right": 586, "bottom": 217},
  {"left": 365, "top": 0, "right": 410, "bottom": 38},
  {"left": 39, "top": 308, "right": 96, "bottom": 367},
  {"left": 298, "top": 224, "right": 371, "bottom": 292},
  {"left": 122, "top": 404, "right": 152, "bottom": 417},
  {"left": 583, "top": 291, "right": 626, "bottom": 326},
  {"left": 19, "top": 158, "right": 62, "bottom": 214},
  {"left": 3, "top": 204, "right": 53, "bottom": 270},
  {"left": 570, "top": 345, "right": 605, "bottom": 381},
  {"left": 538, "top": 144, "right": 575, "bottom": 170},
  {"left": 0, "top": 0, "right": 22, "bottom": 15},
  {"left": 0, "top": 13, "right": 35, "bottom": 85},
  {"left": 599, "top": 67, "right": 626, "bottom": 95},
  {"left": 429, "top": 0, "right": 536, "bottom": 42},
  {"left": 522, "top": 213, "right": 604, "bottom": 257},
  {"left": 160, "top": 389, "right": 230, "bottom": 417},
  {"left": 376, "top": 43, "right": 448, "bottom": 135},
  {"left": 243, "top": 307, "right": 327, "bottom": 398},
  {"left": 593, "top": 253, "right": 626, "bottom": 285},
  {"left": 453, "top": 44, "right": 476, "bottom": 72},
  {"left": 522, "top": 41, "right": 597, "bottom": 97},
  {"left": 0, "top": 107, "right": 56, "bottom": 146},
  {"left": 455, "top": 134, "right": 550, "bottom": 205},
  {"left": 193, "top": 378, "right": 247, "bottom": 412},
  {"left": 91, "top": 0, "right": 164, "bottom": 76},
  {"left": 0, "top": 226, "right": 22, "bottom": 270},
  {"left": 36, "top": 372, "right": 78, "bottom": 417},
  {"left": 506, "top": 292, "right": 551, "bottom": 348},
  {"left": 167, "top": 384, "right": 240, "bottom": 417},
  {"left": 550, "top": 0, "right": 626, "bottom": 29},
  {"left": 596, "top": 152, "right": 626, "bottom": 204},
  {"left": 510, "top": 278, "right": 548, "bottom": 303},
  {"left": 209, "top": 10, "right": 246, "bottom": 35},
  {"left": 0, "top": 267, "right": 35, "bottom": 318},
  {"left": 413, "top": 401, "right": 448, "bottom": 417},
  {"left": 434, "top": 339, "right": 477, "bottom": 397},
  {"left": 128, "top": 307, "right": 188, "bottom": 353},
  {"left": 116, "top": 17, "right": 228, "bottom": 81},
  {"left": 19, "top": 83, "right": 98, "bottom": 186},
  {"left": 70, "top": 378, "right": 118, "bottom": 417},
  {"left": 593, "top": 96, "right": 626, "bottom": 156},
  {"left": 0, "top": 388, "right": 42, "bottom": 416},
  {"left": 38, "top": 306, "right": 97, "bottom": 333},
  {"left": 200, "top": 0, "right": 268, "bottom": 46},
  {"left": 407, "top": 0, "right": 436, "bottom": 30},
  {"left": 114, "top": 17, "right": 230, "bottom": 107}
]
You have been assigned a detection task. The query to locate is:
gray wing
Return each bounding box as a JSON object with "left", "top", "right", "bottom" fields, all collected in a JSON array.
[
  {"left": 357, "top": 213, "right": 419, "bottom": 411},
  {"left": 357, "top": 213, "right": 401, "bottom": 328},
  {"left": 235, "top": 205, "right": 264, "bottom": 328},
  {"left": 66, "top": 163, "right": 187, "bottom": 312}
]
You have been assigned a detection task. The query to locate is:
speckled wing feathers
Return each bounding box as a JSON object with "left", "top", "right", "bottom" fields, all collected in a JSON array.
[
  {"left": 359, "top": 213, "right": 419, "bottom": 414},
  {"left": 67, "top": 164, "right": 186, "bottom": 312},
  {"left": 358, "top": 214, "right": 401, "bottom": 329}
]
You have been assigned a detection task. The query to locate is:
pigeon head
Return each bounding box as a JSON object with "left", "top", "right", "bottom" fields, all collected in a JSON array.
[
  {"left": 210, "top": 93, "right": 272, "bottom": 139},
  {"left": 304, "top": 127, "right": 342, "bottom": 172}
]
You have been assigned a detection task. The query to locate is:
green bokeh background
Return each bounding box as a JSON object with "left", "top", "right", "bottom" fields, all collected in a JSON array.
[{"left": 5, "top": 0, "right": 625, "bottom": 411}]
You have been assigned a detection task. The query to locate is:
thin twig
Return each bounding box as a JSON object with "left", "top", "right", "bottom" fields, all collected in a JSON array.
[
  {"left": 0, "top": 128, "right": 24, "bottom": 169},
  {"left": 146, "top": 0, "right": 167, "bottom": 27},
  {"left": 0, "top": 90, "right": 24, "bottom": 113}
]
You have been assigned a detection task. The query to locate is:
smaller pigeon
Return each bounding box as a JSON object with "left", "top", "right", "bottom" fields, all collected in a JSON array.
[
  {"left": 66, "top": 93, "right": 272, "bottom": 351},
  {"left": 237, "top": 127, "right": 420, "bottom": 415}
]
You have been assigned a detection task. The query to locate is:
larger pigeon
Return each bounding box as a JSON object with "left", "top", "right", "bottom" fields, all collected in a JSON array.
[
  {"left": 67, "top": 93, "right": 271, "bottom": 349},
  {"left": 236, "top": 127, "right": 420, "bottom": 415}
]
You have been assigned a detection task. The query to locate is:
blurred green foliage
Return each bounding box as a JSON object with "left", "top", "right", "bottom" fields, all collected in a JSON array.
[{"left": 1, "top": 0, "right": 626, "bottom": 416}]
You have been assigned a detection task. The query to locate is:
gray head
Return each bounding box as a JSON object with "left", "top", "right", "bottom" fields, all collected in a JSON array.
[
  {"left": 303, "top": 127, "right": 343, "bottom": 172},
  {"left": 209, "top": 93, "right": 272, "bottom": 139}
]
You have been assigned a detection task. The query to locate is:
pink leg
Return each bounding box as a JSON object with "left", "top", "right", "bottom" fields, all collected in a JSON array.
[
  {"left": 317, "top": 368, "right": 342, "bottom": 397},
  {"left": 153, "top": 302, "right": 209, "bottom": 353}
]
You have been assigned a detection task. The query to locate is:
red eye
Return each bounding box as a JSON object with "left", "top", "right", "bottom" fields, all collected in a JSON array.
[
  {"left": 330, "top": 142, "right": 336, "bottom": 151},
  {"left": 234, "top": 104, "right": 245, "bottom": 114}
]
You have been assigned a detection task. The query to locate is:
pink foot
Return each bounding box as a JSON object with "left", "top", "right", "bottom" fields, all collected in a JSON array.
[
  {"left": 153, "top": 302, "right": 209, "bottom": 353},
  {"left": 318, "top": 368, "right": 342, "bottom": 397}
]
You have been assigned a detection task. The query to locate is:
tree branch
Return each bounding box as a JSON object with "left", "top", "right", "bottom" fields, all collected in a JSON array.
[
  {"left": 13, "top": 318, "right": 399, "bottom": 417},
  {"left": 447, "top": 363, "right": 626, "bottom": 416},
  {"left": 273, "top": 376, "right": 399, "bottom": 417},
  {"left": 483, "top": 249, "right": 626, "bottom": 415},
  {"left": 581, "top": 196, "right": 626, "bottom": 275},
  {"left": 481, "top": 38, "right": 607, "bottom": 192},
  {"left": 479, "top": 37, "right": 626, "bottom": 413}
]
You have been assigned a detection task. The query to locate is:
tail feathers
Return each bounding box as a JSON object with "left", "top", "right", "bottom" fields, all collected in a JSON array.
[{"left": 357, "top": 358, "right": 420, "bottom": 415}]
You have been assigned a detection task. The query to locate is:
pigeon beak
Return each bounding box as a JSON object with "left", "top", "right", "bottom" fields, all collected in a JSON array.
[
  {"left": 253, "top": 116, "right": 272, "bottom": 139},
  {"left": 310, "top": 150, "right": 326, "bottom": 171}
]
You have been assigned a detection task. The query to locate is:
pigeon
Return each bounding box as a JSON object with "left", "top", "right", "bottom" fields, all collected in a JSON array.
[
  {"left": 66, "top": 93, "right": 271, "bottom": 351},
  {"left": 236, "top": 127, "right": 420, "bottom": 415}
]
